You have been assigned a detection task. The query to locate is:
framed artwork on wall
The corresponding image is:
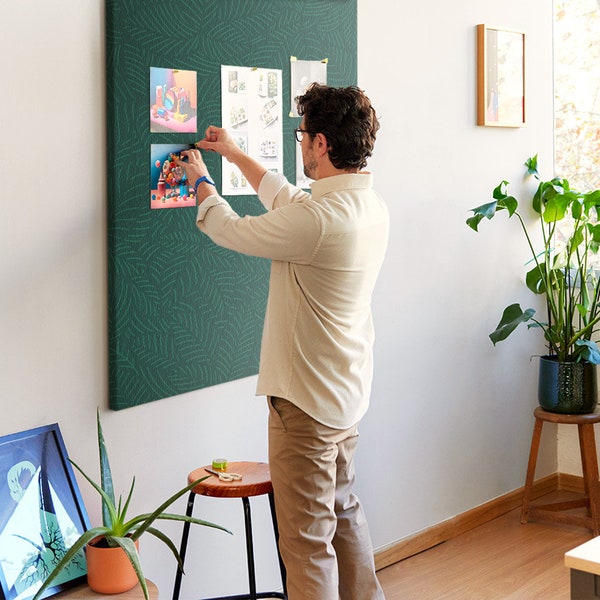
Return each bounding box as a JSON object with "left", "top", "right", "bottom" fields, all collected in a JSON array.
[
  {"left": 0, "top": 424, "right": 90, "bottom": 600},
  {"left": 477, "top": 24, "right": 526, "bottom": 127}
]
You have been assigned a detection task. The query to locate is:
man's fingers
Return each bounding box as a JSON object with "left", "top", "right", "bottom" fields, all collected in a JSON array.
[
  {"left": 181, "top": 148, "right": 203, "bottom": 161},
  {"left": 196, "top": 140, "right": 217, "bottom": 152},
  {"left": 205, "top": 125, "right": 219, "bottom": 142}
]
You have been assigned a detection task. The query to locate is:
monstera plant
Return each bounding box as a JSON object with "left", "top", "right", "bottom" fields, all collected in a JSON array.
[{"left": 467, "top": 155, "right": 600, "bottom": 412}]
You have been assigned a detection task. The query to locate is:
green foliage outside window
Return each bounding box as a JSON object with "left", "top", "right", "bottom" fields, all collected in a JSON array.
[{"left": 554, "top": 0, "right": 600, "bottom": 190}]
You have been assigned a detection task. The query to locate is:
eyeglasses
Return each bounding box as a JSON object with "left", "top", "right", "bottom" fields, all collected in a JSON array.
[{"left": 294, "top": 128, "right": 312, "bottom": 142}]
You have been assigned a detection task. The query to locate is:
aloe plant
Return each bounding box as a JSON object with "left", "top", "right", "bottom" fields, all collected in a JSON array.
[
  {"left": 467, "top": 155, "right": 600, "bottom": 364},
  {"left": 33, "top": 410, "right": 230, "bottom": 600}
]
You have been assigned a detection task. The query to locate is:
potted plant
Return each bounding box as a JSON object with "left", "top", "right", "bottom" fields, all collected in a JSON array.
[
  {"left": 467, "top": 155, "right": 600, "bottom": 413},
  {"left": 33, "top": 411, "right": 230, "bottom": 600}
]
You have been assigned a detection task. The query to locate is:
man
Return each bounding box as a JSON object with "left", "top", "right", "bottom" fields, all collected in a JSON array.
[{"left": 179, "top": 84, "right": 388, "bottom": 600}]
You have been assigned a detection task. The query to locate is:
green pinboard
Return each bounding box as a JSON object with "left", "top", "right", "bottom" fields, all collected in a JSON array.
[{"left": 106, "top": 0, "right": 357, "bottom": 409}]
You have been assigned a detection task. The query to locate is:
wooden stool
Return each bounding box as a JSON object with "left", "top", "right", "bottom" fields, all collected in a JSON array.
[
  {"left": 172, "top": 461, "right": 287, "bottom": 600},
  {"left": 521, "top": 406, "right": 600, "bottom": 535}
]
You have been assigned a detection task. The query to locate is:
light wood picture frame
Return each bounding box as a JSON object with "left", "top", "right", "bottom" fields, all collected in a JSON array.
[{"left": 477, "top": 24, "right": 526, "bottom": 127}]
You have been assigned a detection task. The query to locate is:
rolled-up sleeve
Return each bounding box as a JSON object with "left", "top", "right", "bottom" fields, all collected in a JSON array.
[
  {"left": 196, "top": 194, "right": 228, "bottom": 223},
  {"left": 258, "top": 171, "right": 311, "bottom": 210},
  {"left": 257, "top": 171, "right": 287, "bottom": 210},
  {"left": 195, "top": 177, "right": 321, "bottom": 263}
]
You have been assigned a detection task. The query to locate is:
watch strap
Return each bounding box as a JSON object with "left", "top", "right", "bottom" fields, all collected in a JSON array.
[{"left": 194, "top": 176, "right": 215, "bottom": 191}]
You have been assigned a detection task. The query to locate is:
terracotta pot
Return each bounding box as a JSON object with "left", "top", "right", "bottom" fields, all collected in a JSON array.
[{"left": 86, "top": 537, "right": 139, "bottom": 594}]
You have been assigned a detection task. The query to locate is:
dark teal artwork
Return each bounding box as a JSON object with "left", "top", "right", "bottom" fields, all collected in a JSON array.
[
  {"left": 0, "top": 424, "right": 90, "bottom": 600},
  {"left": 106, "top": 0, "right": 357, "bottom": 410}
]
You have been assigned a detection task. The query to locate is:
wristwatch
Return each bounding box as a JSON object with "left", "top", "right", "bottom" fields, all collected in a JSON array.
[{"left": 194, "top": 176, "right": 215, "bottom": 192}]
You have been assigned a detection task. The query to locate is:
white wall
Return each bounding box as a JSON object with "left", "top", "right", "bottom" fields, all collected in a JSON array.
[
  {"left": 0, "top": 0, "right": 556, "bottom": 598},
  {"left": 357, "top": 0, "right": 556, "bottom": 544}
]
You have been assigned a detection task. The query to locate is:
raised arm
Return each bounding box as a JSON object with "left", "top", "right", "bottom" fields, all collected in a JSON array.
[{"left": 197, "top": 125, "right": 267, "bottom": 192}]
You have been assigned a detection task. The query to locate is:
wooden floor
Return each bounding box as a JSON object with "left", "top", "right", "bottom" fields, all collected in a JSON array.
[{"left": 377, "top": 491, "right": 593, "bottom": 599}]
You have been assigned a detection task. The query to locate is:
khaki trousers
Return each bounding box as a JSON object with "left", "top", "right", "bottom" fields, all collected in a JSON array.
[{"left": 268, "top": 397, "right": 385, "bottom": 600}]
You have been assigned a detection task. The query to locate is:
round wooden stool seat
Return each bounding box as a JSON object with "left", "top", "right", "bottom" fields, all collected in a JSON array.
[
  {"left": 188, "top": 461, "right": 273, "bottom": 498},
  {"left": 533, "top": 405, "right": 600, "bottom": 425}
]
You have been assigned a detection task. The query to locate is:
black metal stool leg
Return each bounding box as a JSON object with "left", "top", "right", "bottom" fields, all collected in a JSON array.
[
  {"left": 173, "top": 491, "right": 287, "bottom": 600},
  {"left": 172, "top": 491, "right": 196, "bottom": 600},
  {"left": 242, "top": 497, "right": 258, "bottom": 600},
  {"left": 268, "top": 491, "right": 287, "bottom": 597}
]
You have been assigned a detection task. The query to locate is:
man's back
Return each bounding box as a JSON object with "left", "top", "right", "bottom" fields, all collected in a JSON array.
[{"left": 257, "top": 171, "right": 389, "bottom": 429}]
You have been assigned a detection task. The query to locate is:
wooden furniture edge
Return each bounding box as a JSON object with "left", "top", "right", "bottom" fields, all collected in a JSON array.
[
  {"left": 55, "top": 580, "right": 158, "bottom": 599},
  {"left": 374, "top": 473, "right": 561, "bottom": 571},
  {"left": 565, "top": 536, "right": 600, "bottom": 576}
]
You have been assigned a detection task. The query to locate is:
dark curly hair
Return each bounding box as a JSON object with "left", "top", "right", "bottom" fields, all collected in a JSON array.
[{"left": 296, "top": 84, "right": 379, "bottom": 170}]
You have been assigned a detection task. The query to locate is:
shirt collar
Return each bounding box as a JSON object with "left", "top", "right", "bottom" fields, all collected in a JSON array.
[{"left": 310, "top": 172, "right": 373, "bottom": 197}]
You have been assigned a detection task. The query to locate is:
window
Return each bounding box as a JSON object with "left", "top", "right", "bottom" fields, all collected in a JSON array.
[{"left": 554, "top": 0, "right": 600, "bottom": 190}]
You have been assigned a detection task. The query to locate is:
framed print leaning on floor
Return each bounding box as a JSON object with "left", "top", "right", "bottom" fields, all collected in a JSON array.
[{"left": 0, "top": 424, "right": 90, "bottom": 600}]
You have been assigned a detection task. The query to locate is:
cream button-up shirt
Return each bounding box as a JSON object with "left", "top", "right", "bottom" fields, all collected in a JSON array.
[{"left": 197, "top": 170, "right": 389, "bottom": 429}]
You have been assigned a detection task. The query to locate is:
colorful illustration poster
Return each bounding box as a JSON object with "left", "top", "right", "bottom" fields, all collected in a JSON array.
[
  {"left": 220, "top": 65, "right": 283, "bottom": 196},
  {"left": 150, "top": 144, "right": 196, "bottom": 209},
  {"left": 150, "top": 67, "right": 197, "bottom": 133},
  {"left": 290, "top": 57, "right": 327, "bottom": 117}
]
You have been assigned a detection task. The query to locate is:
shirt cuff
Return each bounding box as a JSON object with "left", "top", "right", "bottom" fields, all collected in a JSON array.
[
  {"left": 196, "top": 194, "right": 226, "bottom": 224},
  {"left": 257, "top": 171, "right": 288, "bottom": 210}
]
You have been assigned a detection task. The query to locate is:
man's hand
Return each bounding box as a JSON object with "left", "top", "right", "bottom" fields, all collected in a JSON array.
[
  {"left": 195, "top": 125, "right": 243, "bottom": 163},
  {"left": 177, "top": 148, "right": 217, "bottom": 204},
  {"left": 186, "top": 125, "right": 267, "bottom": 194},
  {"left": 178, "top": 148, "right": 211, "bottom": 182}
]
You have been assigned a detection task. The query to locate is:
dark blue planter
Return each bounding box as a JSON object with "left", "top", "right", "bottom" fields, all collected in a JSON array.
[{"left": 538, "top": 355, "right": 598, "bottom": 414}]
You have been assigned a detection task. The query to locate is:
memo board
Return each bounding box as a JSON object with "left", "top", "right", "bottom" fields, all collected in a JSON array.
[{"left": 106, "top": 0, "right": 358, "bottom": 410}]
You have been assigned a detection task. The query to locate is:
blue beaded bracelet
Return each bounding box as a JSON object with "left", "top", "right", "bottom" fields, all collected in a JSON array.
[{"left": 194, "top": 176, "right": 215, "bottom": 192}]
